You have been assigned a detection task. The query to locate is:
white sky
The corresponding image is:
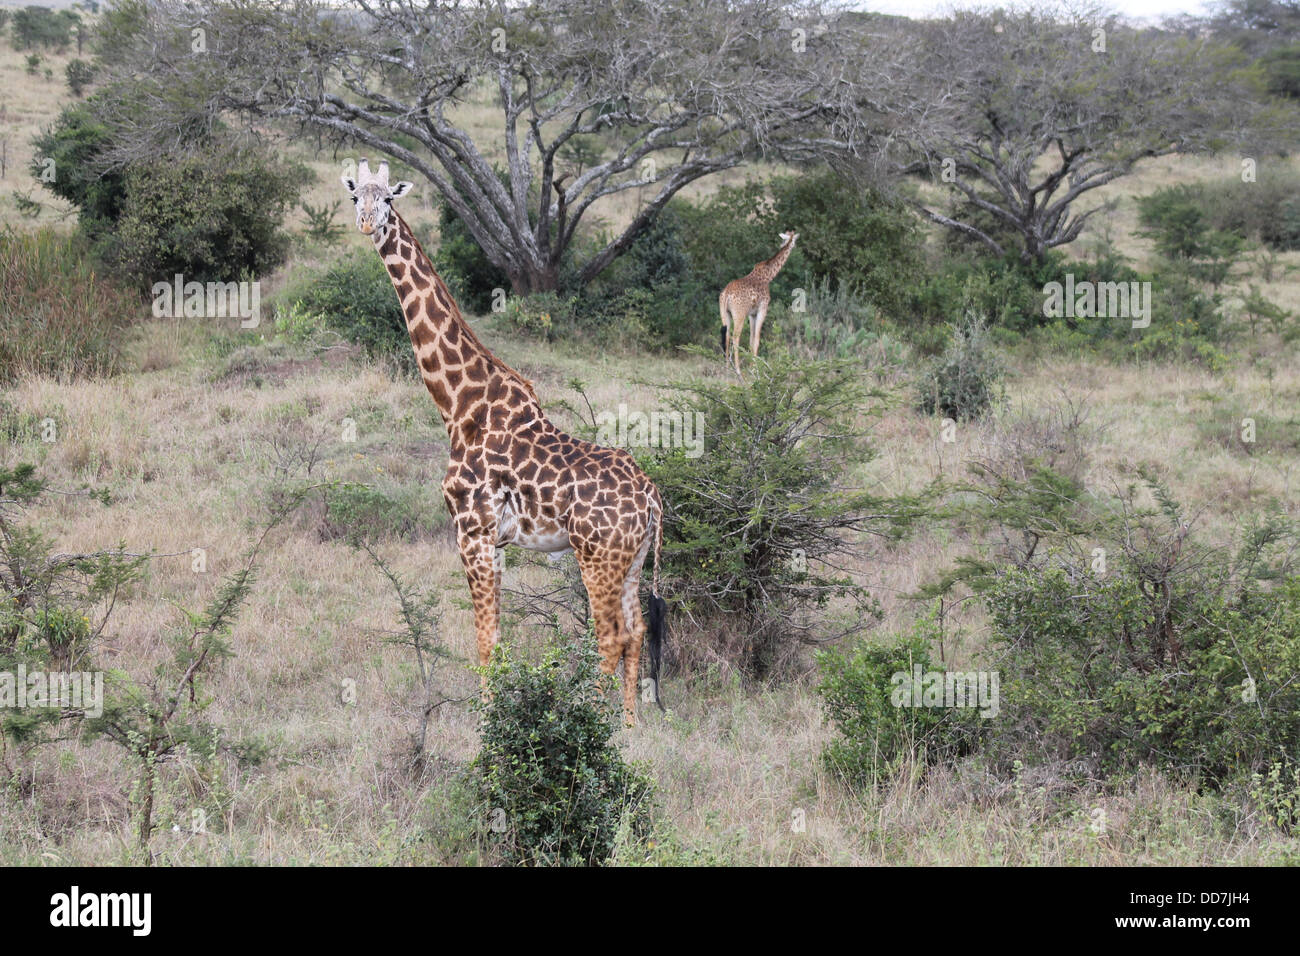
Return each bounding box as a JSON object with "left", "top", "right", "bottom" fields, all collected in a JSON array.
[{"left": 864, "top": 0, "right": 1214, "bottom": 21}]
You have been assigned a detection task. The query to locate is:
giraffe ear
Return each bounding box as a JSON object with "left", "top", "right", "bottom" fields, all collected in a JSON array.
[
  {"left": 341, "top": 174, "right": 358, "bottom": 195},
  {"left": 390, "top": 181, "right": 414, "bottom": 200}
]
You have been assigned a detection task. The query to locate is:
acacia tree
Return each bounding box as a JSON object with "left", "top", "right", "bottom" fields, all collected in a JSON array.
[
  {"left": 90, "top": 0, "right": 910, "bottom": 293},
  {"left": 892, "top": 6, "right": 1289, "bottom": 264}
]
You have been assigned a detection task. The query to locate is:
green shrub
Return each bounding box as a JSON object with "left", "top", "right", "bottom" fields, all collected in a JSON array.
[
  {"left": 785, "top": 276, "right": 881, "bottom": 360},
  {"left": 933, "top": 471, "right": 1300, "bottom": 786},
  {"left": 288, "top": 253, "right": 412, "bottom": 372},
  {"left": 501, "top": 291, "right": 577, "bottom": 341},
  {"left": 818, "top": 622, "right": 982, "bottom": 788},
  {"left": 987, "top": 566, "right": 1300, "bottom": 784},
  {"left": 0, "top": 229, "right": 138, "bottom": 384},
  {"left": 638, "top": 351, "right": 928, "bottom": 678},
  {"left": 65, "top": 58, "right": 94, "bottom": 97},
  {"left": 912, "top": 257, "right": 1049, "bottom": 339},
  {"left": 320, "top": 482, "right": 443, "bottom": 544},
  {"left": 11, "top": 7, "right": 78, "bottom": 50},
  {"left": 915, "top": 310, "right": 1005, "bottom": 421},
  {"left": 30, "top": 99, "right": 128, "bottom": 237},
  {"left": 573, "top": 171, "right": 925, "bottom": 350},
  {"left": 768, "top": 170, "right": 924, "bottom": 319},
  {"left": 31, "top": 103, "right": 301, "bottom": 290},
  {"left": 573, "top": 205, "right": 709, "bottom": 348},
  {"left": 1140, "top": 173, "right": 1300, "bottom": 254},
  {"left": 473, "top": 638, "right": 654, "bottom": 866},
  {"left": 112, "top": 147, "right": 302, "bottom": 290}
]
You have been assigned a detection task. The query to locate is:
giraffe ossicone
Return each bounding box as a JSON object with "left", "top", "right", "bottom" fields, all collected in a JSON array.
[{"left": 342, "top": 158, "right": 668, "bottom": 725}]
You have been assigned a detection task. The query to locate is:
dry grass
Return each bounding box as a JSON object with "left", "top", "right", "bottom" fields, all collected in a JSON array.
[
  {"left": 3, "top": 305, "right": 1299, "bottom": 864},
  {"left": 3, "top": 32, "right": 1300, "bottom": 867}
]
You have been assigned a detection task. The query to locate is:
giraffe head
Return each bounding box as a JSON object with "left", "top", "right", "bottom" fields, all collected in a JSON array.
[
  {"left": 341, "top": 158, "right": 413, "bottom": 238},
  {"left": 779, "top": 231, "right": 799, "bottom": 247}
]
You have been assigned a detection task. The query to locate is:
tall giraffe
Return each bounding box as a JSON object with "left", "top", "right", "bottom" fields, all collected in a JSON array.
[
  {"left": 342, "top": 159, "right": 667, "bottom": 724},
  {"left": 719, "top": 231, "right": 798, "bottom": 375}
]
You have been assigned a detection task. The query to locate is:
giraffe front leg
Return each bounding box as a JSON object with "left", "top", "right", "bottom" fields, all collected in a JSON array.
[
  {"left": 457, "top": 530, "right": 502, "bottom": 684},
  {"left": 751, "top": 299, "right": 769, "bottom": 357}
]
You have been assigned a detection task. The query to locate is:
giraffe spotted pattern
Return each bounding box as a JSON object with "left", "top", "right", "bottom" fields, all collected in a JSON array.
[{"left": 342, "top": 159, "right": 666, "bottom": 724}]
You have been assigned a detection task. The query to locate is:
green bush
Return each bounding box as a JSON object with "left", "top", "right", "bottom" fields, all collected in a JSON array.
[
  {"left": 574, "top": 171, "right": 925, "bottom": 350},
  {"left": 11, "top": 6, "right": 78, "bottom": 50},
  {"left": 1139, "top": 174, "right": 1300, "bottom": 254},
  {"left": 112, "top": 147, "right": 302, "bottom": 290},
  {"left": 768, "top": 170, "right": 924, "bottom": 319},
  {"left": 573, "top": 205, "right": 709, "bottom": 348},
  {"left": 987, "top": 566, "right": 1300, "bottom": 784},
  {"left": 473, "top": 638, "right": 654, "bottom": 866},
  {"left": 31, "top": 103, "right": 301, "bottom": 290},
  {"left": 915, "top": 310, "right": 1005, "bottom": 421},
  {"left": 818, "top": 623, "right": 982, "bottom": 789},
  {"left": 500, "top": 291, "right": 578, "bottom": 341},
  {"left": 638, "top": 351, "right": 928, "bottom": 677},
  {"left": 927, "top": 466, "right": 1300, "bottom": 787},
  {"left": 784, "top": 277, "right": 882, "bottom": 360},
  {"left": 65, "top": 58, "right": 93, "bottom": 97},
  {"left": 30, "top": 99, "right": 128, "bottom": 237},
  {"left": 287, "top": 253, "right": 412, "bottom": 372},
  {"left": 320, "top": 482, "right": 443, "bottom": 544},
  {"left": 0, "top": 230, "right": 137, "bottom": 384}
]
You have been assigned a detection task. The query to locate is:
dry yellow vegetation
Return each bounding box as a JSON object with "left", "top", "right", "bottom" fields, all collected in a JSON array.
[{"left": 2, "top": 20, "right": 1299, "bottom": 865}]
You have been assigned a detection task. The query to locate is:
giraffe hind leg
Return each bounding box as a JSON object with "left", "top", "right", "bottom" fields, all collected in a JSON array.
[
  {"left": 619, "top": 530, "right": 654, "bottom": 720},
  {"left": 577, "top": 547, "right": 640, "bottom": 726}
]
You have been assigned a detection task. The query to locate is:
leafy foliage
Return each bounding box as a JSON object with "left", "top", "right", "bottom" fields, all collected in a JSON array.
[
  {"left": 818, "top": 621, "right": 981, "bottom": 788},
  {"left": 433, "top": 188, "right": 510, "bottom": 314},
  {"left": 473, "top": 638, "right": 654, "bottom": 866},
  {"left": 10, "top": 6, "right": 78, "bottom": 50},
  {"left": 286, "top": 252, "right": 413, "bottom": 373},
  {"left": 65, "top": 58, "right": 94, "bottom": 97},
  {"left": 915, "top": 310, "right": 1005, "bottom": 421},
  {"left": 112, "top": 146, "right": 302, "bottom": 289},
  {"left": 638, "top": 351, "right": 930, "bottom": 677},
  {"left": 31, "top": 103, "right": 302, "bottom": 290}
]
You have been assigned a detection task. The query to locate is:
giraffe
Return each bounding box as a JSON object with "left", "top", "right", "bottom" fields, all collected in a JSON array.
[
  {"left": 341, "top": 159, "right": 667, "bottom": 725},
  {"left": 719, "top": 231, "right": 798, "bottom": 375}
]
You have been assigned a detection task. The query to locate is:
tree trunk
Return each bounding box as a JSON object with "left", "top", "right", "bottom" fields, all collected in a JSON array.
[{"left": 511, "top": 265, "right": 560, "bottom": 296}]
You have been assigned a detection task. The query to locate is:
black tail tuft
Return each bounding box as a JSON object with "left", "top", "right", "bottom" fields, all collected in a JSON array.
[
  {"left": 646, "top": 593, "right": 668, "bottom": 711},
  {"left": 720, "top": 324, "right": 728, "bottom": 355}
]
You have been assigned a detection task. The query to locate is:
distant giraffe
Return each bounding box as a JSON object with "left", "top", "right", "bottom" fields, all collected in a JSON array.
[
  {"left": 342, "top": 159, "right": 667, "bottom": 724},
  {"left": 720, "top": 231, "right": 798, "bottom": 374}
]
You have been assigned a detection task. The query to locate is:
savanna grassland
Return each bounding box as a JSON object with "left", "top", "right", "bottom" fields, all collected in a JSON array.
[{"left": 3, "top": 7, "right": 1300, "bottom": 866}]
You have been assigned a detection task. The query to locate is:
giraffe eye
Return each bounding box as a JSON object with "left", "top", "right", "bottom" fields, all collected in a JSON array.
[{"left": 351, "top": 196, "right": 358, "bottom": 204}]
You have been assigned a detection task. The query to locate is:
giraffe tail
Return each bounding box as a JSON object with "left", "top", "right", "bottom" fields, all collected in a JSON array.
[
  {"left": 719, "top": 294, "right": 729, "bottom": 356},
  {"left": 646, "top": 507, "right": 667, "bottom": 712}
]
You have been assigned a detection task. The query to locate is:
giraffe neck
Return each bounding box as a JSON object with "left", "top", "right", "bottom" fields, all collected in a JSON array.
[
  {"left": 375, "top": 212, "right": 541, "bottom": 443},
  {"left": 754, "top": 239, "right": 794, "bottom": 284}
]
